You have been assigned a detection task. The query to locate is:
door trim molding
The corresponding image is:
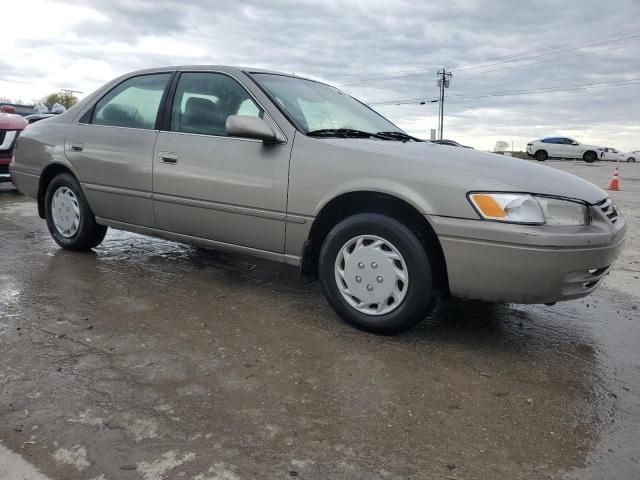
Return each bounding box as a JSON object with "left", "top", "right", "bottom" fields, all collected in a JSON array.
[
  {"left": 84, "top": 184, "right": 288, "bottom": 222},
  {"left": 153, "top": 193, "right": 286, "bottom": 221},
  {"left": 83, "top": 182, "right": 153, "bottom": 199}
]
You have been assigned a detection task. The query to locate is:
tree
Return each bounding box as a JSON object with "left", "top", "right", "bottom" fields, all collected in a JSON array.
[
  {"left": 0, "top": 96, "right": 25, "bottom": 104},
  {"left": 35, "top": 91, "right": 79, "bottom": 110},
  {"left": 494, "top": 140, "right": 510, "bottom": 153}
]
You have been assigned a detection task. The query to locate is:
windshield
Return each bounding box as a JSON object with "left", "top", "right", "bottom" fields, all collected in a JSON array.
[{"left": 252, "top": 73, "right": 403, "bottom": 135}]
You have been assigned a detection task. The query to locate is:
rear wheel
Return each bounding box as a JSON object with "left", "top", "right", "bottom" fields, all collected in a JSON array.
[
  {"left": 534, "top": 150, "right": 548, "bottom": 161},
  {"left": 583, "top": 151, "right": 597, "bottom": 163},
  {"left": 44, "top": 173, "right": 107, "bottom": 250},
  {"left": 319, "top": 213, "right": 435, "bottom": 334}
]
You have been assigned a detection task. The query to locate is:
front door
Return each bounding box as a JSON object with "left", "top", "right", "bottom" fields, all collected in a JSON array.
[
  {"left": 66, "top": 72, "right": 172, "bottom": 227},
  {"left": 559, "top": 138, "right": 576, "bottom": 158},
  {"left": 152, "top": 72, "right": 291, "bottom": 255}
]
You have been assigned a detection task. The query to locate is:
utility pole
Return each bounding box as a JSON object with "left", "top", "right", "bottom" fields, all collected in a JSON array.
[{"left": 436, "top": 68, "right": 452, "bottom": 140}]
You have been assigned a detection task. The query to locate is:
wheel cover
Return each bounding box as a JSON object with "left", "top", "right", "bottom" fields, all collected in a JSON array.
[
  {"left": 51, "top": 186, "right": 80, "bottom": 238},
  {"left": 334, "top": 235, "right": 409, "bottom": 316}
]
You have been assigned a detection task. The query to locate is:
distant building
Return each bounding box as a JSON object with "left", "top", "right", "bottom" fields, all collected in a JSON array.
[{"left": 0, "top": 103, "right": 35, "bottom": 117}]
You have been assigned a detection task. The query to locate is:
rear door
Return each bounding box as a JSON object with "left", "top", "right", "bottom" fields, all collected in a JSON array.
[
  {"left": 66, "top": 72, "right": 172, "bottom": 227},
  {"left": 152, "top": 71, "right": 292, "bottom": 255},
  {"left": 601, "top": 148, "right": 618, "bottom": 161}
]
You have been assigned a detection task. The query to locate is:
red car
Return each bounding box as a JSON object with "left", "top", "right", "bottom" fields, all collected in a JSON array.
[{"left": 0, "top": 106, "right": 28, "bottom": 182}]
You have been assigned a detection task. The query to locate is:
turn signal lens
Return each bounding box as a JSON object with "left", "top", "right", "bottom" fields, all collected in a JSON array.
[{"left": 469, "top": 194, "right": 506, "bottom": 218}]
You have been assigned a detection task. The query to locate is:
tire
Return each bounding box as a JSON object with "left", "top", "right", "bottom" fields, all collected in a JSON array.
[
  {"left": 628, "top": 157, "right": 636, "bottom": 163},
  {"left": 44, "top": 173, "right": 107, "bottom": 250},
  {"left": 583, "top": 151, "right": 597, "bottom": 163},
  {"left": 318, "top": 213, "right": 434, "bottom": 334},
  {"left": 534, "top": 150, "right": 548, "bottom": 161}
]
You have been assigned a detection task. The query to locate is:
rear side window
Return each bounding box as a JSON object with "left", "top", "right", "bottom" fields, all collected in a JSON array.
[
  {"left": 170, "top": 72, "right": 262, "bottom": 137},
  {"left": 92, "top": 74, "right": 171, "bottom": 129},
  {"left": 543, "top": 137, "right": 562, "bottom": 144}
]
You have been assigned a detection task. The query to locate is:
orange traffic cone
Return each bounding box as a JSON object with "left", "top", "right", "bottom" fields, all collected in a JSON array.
[{"left": 607, "top": 167, "right": 620, "bottom": 191}]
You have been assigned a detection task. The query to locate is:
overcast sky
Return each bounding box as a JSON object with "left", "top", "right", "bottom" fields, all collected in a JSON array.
[{"left": 2, "top": 0, "right": 639, "bottom": 151}]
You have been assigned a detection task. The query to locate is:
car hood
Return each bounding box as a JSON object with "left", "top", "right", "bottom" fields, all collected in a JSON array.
[
  {"left": 0, "top": 113, "right": 28, "bottom": 131},
  {"left": 319, "top": 138, "right": 608, "bottom": 204}
]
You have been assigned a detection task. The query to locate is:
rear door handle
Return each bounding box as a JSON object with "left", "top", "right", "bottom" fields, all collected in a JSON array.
[
  {"left": 160, "top": 152, "right": 178, "bottom": 164},
  {"left": 71, "top": 143, "right": 83, "bottom": 152}
]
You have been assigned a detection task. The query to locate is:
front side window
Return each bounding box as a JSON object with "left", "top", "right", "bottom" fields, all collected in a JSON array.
[
  {"left": 562, "top": 138, "right": 575, "bottom": 145},
  {"left": 92, "top": 73, "right": 171, "bottom": 129},
  {"left": 170, "top": 72, "right": 262, "bottom": 136},
  {"left": 252, "top": 73, "right": 402, "bottom": 135}
]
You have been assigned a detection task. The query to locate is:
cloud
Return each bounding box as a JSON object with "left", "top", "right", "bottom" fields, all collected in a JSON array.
[{"left": 1, "top": 0, "right": 639, "bottom": 150}]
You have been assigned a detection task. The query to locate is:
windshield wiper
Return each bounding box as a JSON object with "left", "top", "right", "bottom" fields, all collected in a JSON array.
[
  {"left": 375, "top": 131, "right": 423, "bottom": 142},
  {"left": 307, "top": 128, "right": 387, "bottom": 139}
]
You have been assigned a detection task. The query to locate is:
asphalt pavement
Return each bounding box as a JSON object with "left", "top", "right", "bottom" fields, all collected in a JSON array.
[{"left": 0, "top": 161, "right": 638, "bottom": 480}]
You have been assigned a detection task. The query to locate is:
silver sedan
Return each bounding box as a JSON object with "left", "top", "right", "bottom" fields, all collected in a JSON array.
[{"left": 10, "top": 66, "right": 626, "bottom": 333}]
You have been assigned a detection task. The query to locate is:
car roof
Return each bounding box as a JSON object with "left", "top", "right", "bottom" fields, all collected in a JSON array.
[
  {"left": 124, "top": 65, "right": 297, "bottom": 77},
  {"left": 122, "top": 65, "right": 323, "bottom": 85}
]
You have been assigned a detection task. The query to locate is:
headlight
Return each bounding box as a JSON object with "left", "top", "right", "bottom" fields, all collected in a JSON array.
[
  {"left": 469, "top": 193, "right": 588, "bottom": 226},
  {"left": 536, "top": 197, "right": 589, "bottom": 225}
]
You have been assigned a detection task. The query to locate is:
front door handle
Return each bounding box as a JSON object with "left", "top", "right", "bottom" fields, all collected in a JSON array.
[
  {"left": 70, "top": 143, "right": 83, "bottom": 152},
  {"left": 160, "top": 152, "right": 178, "bottom": 164}
]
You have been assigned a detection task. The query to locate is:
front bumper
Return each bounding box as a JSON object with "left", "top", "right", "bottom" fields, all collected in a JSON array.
[{"left": 428, "top": 206, "right": 626, "bottom": 304}]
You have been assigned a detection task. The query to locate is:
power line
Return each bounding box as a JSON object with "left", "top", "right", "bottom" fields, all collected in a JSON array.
[
  {"left": 344, "top": 37, "right": 639, "bottom": 91},
  {"left": 331, "top": 27, "right": 640, "bottom": 87},
  {"left": 451, "top": 35, "right": 640, "bottom": 77},
  {"left": 330, "top": 66, "right": 439, "bottom": 80},
  {"left": 448, "top": 78, "right": 640, "bottom": 99},
  {"left": 449, "top": 39, "right": 640, "bottom": 81},
  {"left": 337, "top": 69, "right": 439, "bottom": 86},
  {"left": 368, "top": 77, "right": 640, "bottom": 106},
  {"left": 447, "top": 27, "right": 640, "bottom": 71}
]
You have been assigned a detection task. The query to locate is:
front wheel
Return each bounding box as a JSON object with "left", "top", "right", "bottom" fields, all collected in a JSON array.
[
  {"left": 319, "top": 213, "right": 435, "bottom": 334},
  {"left": 583, "top": 151, "right": 597, "bottom": 163},
  {"left": 627, "top": 157, "right": 636, "bottom": 163},
  {"left": 44, "top": 173, "right": 107, "bottom": 250}
]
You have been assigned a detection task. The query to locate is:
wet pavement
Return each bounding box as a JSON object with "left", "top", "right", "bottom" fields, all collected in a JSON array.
[{"left": 0, "top": 162, "right": 639, "bottom": 480}]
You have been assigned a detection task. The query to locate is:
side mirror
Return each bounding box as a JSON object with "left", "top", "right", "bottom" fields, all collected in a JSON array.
[
  {"left": 572, "top": 141, "right": 579, "bottom": 146},
  {"left": 225, "top": 115, "right": 284, "bottom": 143}
]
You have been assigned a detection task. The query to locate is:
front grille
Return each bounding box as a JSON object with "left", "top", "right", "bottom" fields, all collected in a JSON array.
[{"left": 595, "top": 198, "right": 619, "bottom": 223}]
